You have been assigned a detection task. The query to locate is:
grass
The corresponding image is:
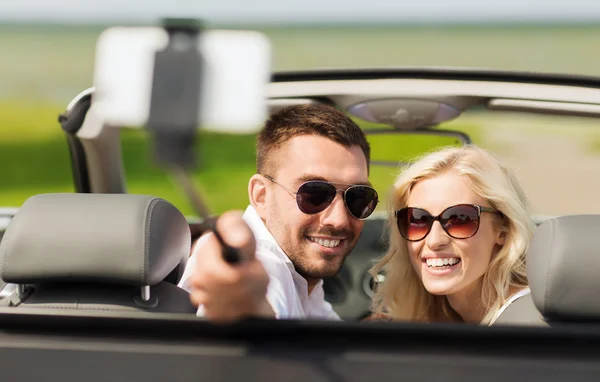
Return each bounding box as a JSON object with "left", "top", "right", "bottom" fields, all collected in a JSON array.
[
  {"left": 3, "top": 23, "right": 600, "bottom": 215},
  {"left": 0, "top": 98, "right": 468, "bottom": 215},
  {"left": 4, "top": 23, "right": 600, "bottom": 103}
]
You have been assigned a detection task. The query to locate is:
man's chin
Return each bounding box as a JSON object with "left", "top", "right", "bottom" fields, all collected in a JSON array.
[{"left": 300, "top": 258, "right": 345, "bottom": 280}]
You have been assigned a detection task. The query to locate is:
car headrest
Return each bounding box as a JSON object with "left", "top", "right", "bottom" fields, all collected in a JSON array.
[
  {"left": 0, "top": 193, "right": 190, "bottom": 287},
  {"left": 527, "top": 215, "right": 600, "bottom": 322}
]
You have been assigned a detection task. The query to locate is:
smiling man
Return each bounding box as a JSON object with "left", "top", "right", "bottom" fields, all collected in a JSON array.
[{"left": 178, "top": 104, "right": 378, "bottom": 321}]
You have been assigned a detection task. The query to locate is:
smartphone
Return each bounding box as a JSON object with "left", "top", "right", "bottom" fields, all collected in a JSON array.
[{"left": 92, "top": 25, "right": 271, "bottom": 134}]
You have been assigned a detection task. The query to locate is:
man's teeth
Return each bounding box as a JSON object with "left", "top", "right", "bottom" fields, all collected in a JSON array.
[
  {"left": 426, "top": 258, "right": 460, "bottom": 268},
  {"left": 309, "top": 237, "right": 341, "bottom": 248}
]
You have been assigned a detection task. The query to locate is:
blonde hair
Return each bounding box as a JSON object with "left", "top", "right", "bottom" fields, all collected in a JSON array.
[{"left": 369, "top": 145, "right": 534, "bottom": 325}]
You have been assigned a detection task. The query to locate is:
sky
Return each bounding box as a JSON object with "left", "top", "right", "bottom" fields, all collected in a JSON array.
[{"left": 2, "top": 0, "right": 600, "bottom": 24}]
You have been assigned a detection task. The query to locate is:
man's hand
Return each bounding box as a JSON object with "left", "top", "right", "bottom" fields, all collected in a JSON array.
[{"left": 189, "top": 210, "right": 275, "bottom": 322}]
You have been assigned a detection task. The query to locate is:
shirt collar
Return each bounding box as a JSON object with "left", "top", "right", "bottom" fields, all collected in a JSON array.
[
  {"left": 242, "top": 205, "right": 324, "bottom": 293},
  {"left": 242, "top": 205, "right": 278, "bottom": 242}
]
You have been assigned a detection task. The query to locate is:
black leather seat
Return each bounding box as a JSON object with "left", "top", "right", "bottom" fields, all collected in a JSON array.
[{"left": 0, "top": 193, "right": 196, "bottom": 314}]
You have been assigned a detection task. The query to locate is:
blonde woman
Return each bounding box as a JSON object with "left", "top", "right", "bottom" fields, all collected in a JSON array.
[{"left": 370, "top": 145, "right": 535, "bottom": 325}]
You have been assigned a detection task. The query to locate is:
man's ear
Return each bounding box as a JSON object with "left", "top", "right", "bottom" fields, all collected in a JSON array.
[{"left": 248, "top": 174, "right": 268, "bottom": 219}]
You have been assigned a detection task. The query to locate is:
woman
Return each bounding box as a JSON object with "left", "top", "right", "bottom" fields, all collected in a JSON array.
[{"left": 369, "top": 145, "right": 535, "bottom": 325}]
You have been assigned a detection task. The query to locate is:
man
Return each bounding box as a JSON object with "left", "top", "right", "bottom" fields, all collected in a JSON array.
[{"left": 178, "top": 104, "right": 378, "bottom": 321}]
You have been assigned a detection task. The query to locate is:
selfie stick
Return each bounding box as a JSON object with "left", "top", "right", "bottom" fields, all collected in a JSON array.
[{"left": 145, "top": 18, "right": 241, "bottom": 264}]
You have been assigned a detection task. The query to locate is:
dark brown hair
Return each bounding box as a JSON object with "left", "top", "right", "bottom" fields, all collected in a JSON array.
[{"left": 256, "top": 104, "right": 371, "bottom": 175}]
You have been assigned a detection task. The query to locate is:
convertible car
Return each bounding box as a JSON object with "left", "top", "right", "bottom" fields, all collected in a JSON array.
[{"left": 1, "top": 65, "right": 600, "bottom": 381}]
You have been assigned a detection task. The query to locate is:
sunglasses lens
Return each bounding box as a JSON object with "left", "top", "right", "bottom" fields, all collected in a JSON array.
[
  {"left": 397, "top": 208, "right": 432, "bottom": 241},
  {"left": 345, "top": 186, "right": 379, "bottom": 219},
  {"left": 441, "top": 205, "right": 480, "bottom": 239},
  {"left": 296, "top": 181, "right": 336, "bottom": 214}
]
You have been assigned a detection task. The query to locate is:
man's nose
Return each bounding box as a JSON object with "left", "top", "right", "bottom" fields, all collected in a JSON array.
[
  {"left": 320, "top": 192, "right": 351, "bottom": 229},
  {"left": 425, "top": 220, "right": 451, "bottom": 249}
]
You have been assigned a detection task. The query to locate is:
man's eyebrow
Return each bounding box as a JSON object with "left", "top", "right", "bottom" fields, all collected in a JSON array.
[{"left": 296, "top": 173, "right": 373, "bottom": 187}]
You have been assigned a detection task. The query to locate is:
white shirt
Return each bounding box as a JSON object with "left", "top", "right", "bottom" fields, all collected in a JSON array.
[
  {"left": 178, "top": 205, "right": 342, "bottom": 321},
  {"left": 488, "top": 287, "right": 532, "bottom": 326}
]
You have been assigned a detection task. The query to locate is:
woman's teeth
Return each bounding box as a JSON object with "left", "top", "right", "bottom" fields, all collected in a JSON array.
[{"left": 426, "top": 258, "right": 461, "bottom": 268}]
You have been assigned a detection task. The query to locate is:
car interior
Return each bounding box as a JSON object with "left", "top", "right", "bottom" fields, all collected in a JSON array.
[
  {"left": 3, "top": 68, "right": 600, "bottom": 321},
  {"left": 0, "top": 194, "right": 599, "bottom": 381},
  {"left": 2, "top": 64, "right": 600, "bottom": 380},
  {"left": 0, "top": 193, "right": 196, "bottom": 313}
]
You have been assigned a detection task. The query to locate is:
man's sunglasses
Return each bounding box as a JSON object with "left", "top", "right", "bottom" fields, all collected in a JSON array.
[
  {"left": 395, "top": 203, "right": 502, "bottom": 242},
  {"left": 263, "top": 175, "right": 379, "bottom": 220}
]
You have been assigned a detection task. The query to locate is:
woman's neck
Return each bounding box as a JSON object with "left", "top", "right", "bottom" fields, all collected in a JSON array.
[
  {"left": 446, "top": 280, "right": 525, "bottom": 324},
  {"left": 445, "top": 278, "right": 486, "bottom": 324}
]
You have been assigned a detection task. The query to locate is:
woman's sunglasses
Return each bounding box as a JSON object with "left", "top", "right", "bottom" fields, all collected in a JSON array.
[
  {"left": 264, "top": 175, "right": 379, "bottom": 220},
  {"left": 395, "top": 203, "right": 502, "bottom": 242}
]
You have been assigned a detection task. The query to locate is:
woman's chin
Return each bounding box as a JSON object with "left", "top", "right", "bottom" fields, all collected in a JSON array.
[{"left": 422, "top": 280, "right": 458, "bottom": 296}]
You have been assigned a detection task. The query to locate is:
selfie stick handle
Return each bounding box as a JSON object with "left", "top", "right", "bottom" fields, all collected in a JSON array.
[
  {"left": 147, "top": 18, "right": 241, "bottom": 264},
  {"left": 169, "top": 168, "right": 241, "bottom": 264}
]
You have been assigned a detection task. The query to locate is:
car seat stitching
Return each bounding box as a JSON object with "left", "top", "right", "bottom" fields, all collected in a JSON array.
[{"left": 18, "top": 305, "right": 149, "bottom": 312}]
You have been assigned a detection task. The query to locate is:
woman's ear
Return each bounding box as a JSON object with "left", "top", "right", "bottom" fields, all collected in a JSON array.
[
  {"left": 492, "top": 217, "right": 507, "bottom": 256},
  {"left": 248, "top": 174, "right": 268, "bottom": 219},
  {"left": 496, "top": 230, "right": 506, "bottom": 246},
  {"left": 492, "top": 230, "right": 507, "bottom": 258}
]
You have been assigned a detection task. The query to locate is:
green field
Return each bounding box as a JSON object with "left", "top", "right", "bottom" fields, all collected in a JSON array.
[
  {"left": 3, "top": 23, "right": 600, "bottom": 101},
  {"left": 0, "top": 98, "right": 470, "bottom": 214},
  {"left": 2, "top": 23, "right": 600, "bottom": 215}
]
